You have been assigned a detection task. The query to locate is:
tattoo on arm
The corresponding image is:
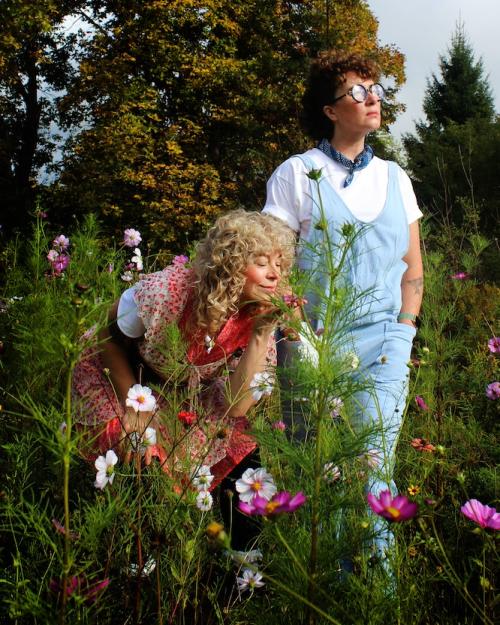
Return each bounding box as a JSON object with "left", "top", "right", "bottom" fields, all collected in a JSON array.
[{"left": 404, "top": 276, "right": 424, "bottom": 295}]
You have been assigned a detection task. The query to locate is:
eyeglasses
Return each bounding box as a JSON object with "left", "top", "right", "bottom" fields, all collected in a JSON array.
[{"left": 333, "top": 83, "right": 385, "bottom": 104}]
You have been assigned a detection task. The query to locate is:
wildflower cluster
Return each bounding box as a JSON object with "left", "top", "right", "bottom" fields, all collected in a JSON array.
[
  {"left": 47, "top": 234, "right": 70, "bottom": 276},
  {"left": 192, "top": 465, "right": 214, "bottom": 511},
  {"left": 121, "top": 228, "right": 143, "bottom": 282}
]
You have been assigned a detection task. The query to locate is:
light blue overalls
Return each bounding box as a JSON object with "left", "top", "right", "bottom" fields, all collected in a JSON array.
[{"left": 297, "top": 155, "right": 416, "bottom": 559}]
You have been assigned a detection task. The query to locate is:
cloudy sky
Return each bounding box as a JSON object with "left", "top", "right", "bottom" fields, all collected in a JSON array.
[{"left": 367, "top": 0, "right": 500, "bottom": 139}]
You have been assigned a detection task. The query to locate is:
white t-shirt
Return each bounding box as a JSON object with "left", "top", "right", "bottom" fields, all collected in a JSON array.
[
  {"left": 263, "top": 148, "right": 422, "bottom": 238},
  {"left": 116, "top": 285, "right": 144, "bottom": 338}
]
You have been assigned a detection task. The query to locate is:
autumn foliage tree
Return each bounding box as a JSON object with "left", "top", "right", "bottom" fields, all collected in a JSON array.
[
  {"left": 50, "top": 0, "right": 404, "bottom": 252},
  {"left": 1, "top": 1, "right": 405, "bottom": 253}
]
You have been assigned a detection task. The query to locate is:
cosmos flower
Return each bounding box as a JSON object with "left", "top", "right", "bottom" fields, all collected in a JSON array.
[
  {"left": 235, "top": 467, "right": 276, "bottom": 503},
  {"left": 450, "top": 272, "right": 470, "bottom": 280},
  {"left": 172, "top": 254, "right": 189, "bottom": 266},
  {"left": 125, "top": 384, "right": 157, "bottom": 412},
  {"left": 414, "top": 395, "right": 429, "bottom": 411},
  {"left": 47, "top": 249, "right": 58, "bottom": 262},
  {"left": 487, "top": 337, "right": 500, "bottom": 354},
  {"left": 461, "top": 499, "right": 500, "bottom": 530},
  {"left": 485, "top": 381, "right": 500, "bottom": 400},
  {"left": 359, "top": 449, "right": 381, "bottom": 470},
  {"left": 94, "top": 450, "right": 118, "bottom": 490},
  {"left": 191, "top": 465, "right": 214, "bottom": 491},
  {"left": 323, "top": 462, "right": 341, "bottom": 483},
  {"left": 410, "top": 438, "right": 435, "bottom": 453},
  {"left": 239, "top": 491, "right": 307, "bottom": 517},
  {"left": 129, "top": 427, "right": 157, "bottom": 455},
  {"left": 123, "top": 228, "right": 142, "bottom": 248},
  {"left": 367, "top": 489, "right": 418, "bottom": 523},
  {"left": 236, "top": 568, "right": 265, "bottom": 593},
  {"left": 53, "top": 234, "right": 70, "bottom": 251},
  {"left": 121, "top": 270, "right": 134, "bottom": 282},
  {"left": 130, "top": 247, "right": 143, "bottom": 271},
  {"left": 196, "top": 490, "right": 213, "bottom": 512},
  {"left": 272, "top": 420, "right": 286, "bottom": 431},
  {"left": 249, "top": 371, "right": 274, "bottom": 401}
]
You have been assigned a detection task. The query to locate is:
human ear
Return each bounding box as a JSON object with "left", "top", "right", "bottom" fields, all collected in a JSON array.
[{"left": 323, "top": 104, "right": 337, "bottom": 123}]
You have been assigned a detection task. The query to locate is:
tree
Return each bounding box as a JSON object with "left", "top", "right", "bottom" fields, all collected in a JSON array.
[
  {"left": 422, "top": 22, "right": 494, "bottom": 130},
  {"left": 52, "top": 0, "right": 405, "bottom": 253},
  {"left": 0, "top": 0, "right": 83, "bottom": 233},
  {"left": 403, "top": 23, "right": 499, "bottom": 233}
]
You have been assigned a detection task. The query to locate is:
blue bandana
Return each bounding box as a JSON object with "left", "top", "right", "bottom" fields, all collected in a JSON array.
[{"left": 317, "top": 138, "right": 374, "bottom": 187}]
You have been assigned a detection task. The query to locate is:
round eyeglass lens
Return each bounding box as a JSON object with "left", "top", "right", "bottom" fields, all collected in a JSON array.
[
  {"left": 372, "top": 83, "right": 385, "bottom": 100},
  {"left": 351, "top": 84, "right": 368, "bottom": 103}
]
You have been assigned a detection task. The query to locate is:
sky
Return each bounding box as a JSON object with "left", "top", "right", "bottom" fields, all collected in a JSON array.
[{"left": 367, "top": 0, "right": 500, "bottom": 139}]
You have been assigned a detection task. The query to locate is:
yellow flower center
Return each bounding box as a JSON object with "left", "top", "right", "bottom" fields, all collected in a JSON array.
[
  {"left": 137, "top": 395, "right": 145, "bottom": 404},
  {"left": 265, "top": 501, "right": 280, "bottom": 514},
  {"left": 251, "top": 482, "right": 262, "bottom": 492},
  {"left": 387, "top": 506, "right": 400, "bottom": 519}
]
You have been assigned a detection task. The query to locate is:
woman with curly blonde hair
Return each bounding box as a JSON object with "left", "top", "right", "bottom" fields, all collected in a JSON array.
[{"left": 72, "top": 209, "right": 294, "bottom": 543}]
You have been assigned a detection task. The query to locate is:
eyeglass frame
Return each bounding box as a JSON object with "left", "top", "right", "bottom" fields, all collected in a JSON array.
[{"left": 332, "top": 83, "right": 385, "bottom": 104}]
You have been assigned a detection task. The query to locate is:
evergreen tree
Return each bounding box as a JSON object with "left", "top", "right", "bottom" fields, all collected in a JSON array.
[
  {"left": 423, "top": 22, "right": 494, "bottom": 129},
  {"left": 403, "top": 23, "right": 499, "bottom": 234}
]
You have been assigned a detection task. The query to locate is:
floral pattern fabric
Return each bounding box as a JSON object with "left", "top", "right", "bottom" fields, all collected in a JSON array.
[{"left": 72, "top": 264, "right": 276, "bottom": 488}]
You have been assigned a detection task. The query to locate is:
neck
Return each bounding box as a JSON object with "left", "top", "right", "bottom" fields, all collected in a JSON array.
[{"left": 330, "top": 138, "right": 366, "bottom": 161}]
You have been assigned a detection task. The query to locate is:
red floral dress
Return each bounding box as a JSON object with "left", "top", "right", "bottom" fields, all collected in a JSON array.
[{"left": 72, "top": 264, "right": 276, "bottom": 488}]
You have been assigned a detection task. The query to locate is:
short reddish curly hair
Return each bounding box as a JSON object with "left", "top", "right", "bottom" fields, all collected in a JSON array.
[{"left": 300, "top": 51, "right": 380, "bottom": 141}]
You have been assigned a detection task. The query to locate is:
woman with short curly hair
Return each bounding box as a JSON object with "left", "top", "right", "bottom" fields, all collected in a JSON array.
[
  {"left": 72, "top": 210, "right": 295, "bottom": 510},
  {"left": 264, "top": 50, "right": 424, "bottom": 563}
]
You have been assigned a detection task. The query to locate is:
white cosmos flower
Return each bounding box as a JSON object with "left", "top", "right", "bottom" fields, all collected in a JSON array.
[
  {"left": 126, "top": 384, "right": 157, "bottom": 412},
  {"left": 131, "top": 248, "right": 143, "bottom": 271},
  {"left": 235, "top": 467, "right": 276, "bottom": 503},
  {"left": 323, "top": 462, "right": 341, "bottom": 483},
  {"left": 121, "top": 270, "right": 134, "bottom": 282},
  {"left": 94, "top": 449, "right": 118, "bottom": 490},
  {"left": 196, "top": 490, "right": 213, "bottom": 512},
  {"left": 123, "top": 228, "right": 142, "bottom": 248},
  {"left": 129, "top": 427, "right": 157, "bottom": 455},
  {"left": 249, "top": 371, "right": 274, "bottom": 401},
  {"left": 344, "top": 351, "right": 360, "bottom": 370},
  {"left": 237, "top": 568, "right": 265, "bottom": 592},
  {"left": 359, "top": 449, "right": 381, "bottom": 470},
  {"left": 191, "top": 465, "right": 214, "bottom": 491}
]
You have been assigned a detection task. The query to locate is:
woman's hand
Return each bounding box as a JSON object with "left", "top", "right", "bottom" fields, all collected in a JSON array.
[{"left": 121, "top": 407, "right": 168, "bottom": 468}]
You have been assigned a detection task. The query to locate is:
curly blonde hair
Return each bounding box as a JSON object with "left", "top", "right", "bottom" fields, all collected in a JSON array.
[{"left": 190, "top": 210, "right": 295, "bottom": 333}]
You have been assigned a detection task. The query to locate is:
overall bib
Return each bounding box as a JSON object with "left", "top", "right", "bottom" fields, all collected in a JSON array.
[{"left": 297, "top": 155, "right": 416, "bottom": 557}]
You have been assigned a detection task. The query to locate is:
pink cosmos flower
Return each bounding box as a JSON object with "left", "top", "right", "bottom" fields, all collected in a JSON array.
[
  {"left": 487, "top": 337, "right": 500, "bottom": 353},
  {"left": 461, "top": 499, "right": 500, "bottom": 530},
  {"left": 53, "top": 234, "right": 70, "bottom": 251},
  {"left": 282, "top": 294, "right": 308, "bottom": 307},
  {"left": 485, "top": 381, "right": 500, "bottom": 400},
  {"left": 47, "top": 249, "right": 58, "bottom": 262},
  {"left": 239, "top": 491, "right": 307, "bottom": 517},
  {"left": 450, "top": 272, "right": 470, "bottom": 280},
  {"left": 123, "top": 228, "right": 142, "bottom": 248},
  {"left": 367, "top": 490, "right": 418, "bottom": 523},
  {"left": 173, "top": 254, "right": 189, "bottom": 266},
  {"left": 272, "top": 420, "right": 286, "bottom": 431},
  {"left": 51, "top": 254, "right": 70, "bottom": 275},
  {"left": 410, "top": 437, "right": 435, "bottom": 453},
  {"left": 51, "top": 518, "right": 80, "bottom": 540},
  {"left": 414, "top": 395, "right": 429, "bottom": 411}
]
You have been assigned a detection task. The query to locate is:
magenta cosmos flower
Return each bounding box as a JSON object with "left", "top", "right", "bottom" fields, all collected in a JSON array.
[
  {"left": 488, "top": 337, "right": 500, "bottom": 354},
  {"left": 367, "top": 490, "right": 418, "bottom": 523},
  {"left": 239, "top": 491, "right": 307, "bottom": 517},
  {"left": 485, "top": 381, "right": 500, "bottom": 400},
  {"left": 414, "top": 395, "right": 429, "bottom": 410},
  {"left": 461, "top": 499, "right": 500, "bottom": 530},
  {"left": 450, "top": 271, "right": 470, "bottom": 280}
]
